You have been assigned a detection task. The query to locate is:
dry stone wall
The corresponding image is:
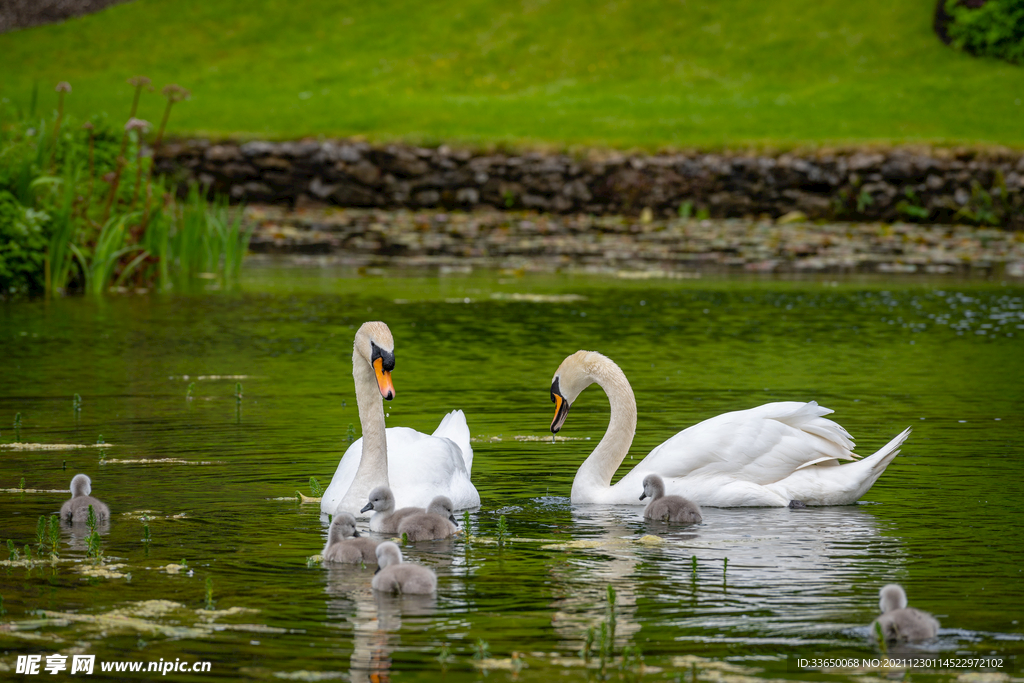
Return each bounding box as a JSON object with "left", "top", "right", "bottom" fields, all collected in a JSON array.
[{"left": 154, "top": 140, "right": 1024, "bottom": 228}]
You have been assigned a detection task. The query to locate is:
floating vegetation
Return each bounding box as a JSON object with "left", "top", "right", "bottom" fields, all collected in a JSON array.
[
  {"left": 541, "top": 535, "right": 664, "bottom": 552},
  {"left": 345, "top": 423, "right": 355, "bottom": 443},
  {"left": 0, "top": 442, "right": 114, "bottom": 451},
  {"left": 98, "top": 457, "right": 222, "bottom": 465},
  {"left": 186, "top": 382, "right": 195, "bottom": 401},
  {"left": 470, "top": 434, "right": 590, "bottom": 443},
  {"left": 72, "top": 393, "right": 82, "bottom": 413},
  {"left": 488, "top": 292, "right": 586, "bottom": 302},
  {"left": 204, "top": 576, "right": 216, "bottom": 611}
]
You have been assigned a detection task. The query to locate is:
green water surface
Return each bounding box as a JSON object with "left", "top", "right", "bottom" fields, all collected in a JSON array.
[{"left": 1, "top": 267, "right": 1022, "bottom": 682}]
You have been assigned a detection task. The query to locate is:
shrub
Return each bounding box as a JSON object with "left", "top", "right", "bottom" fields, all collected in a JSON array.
[
  {"left": 0, "top": 190, "right": 49, "bottom": 296},
  {"left": 944, "top": 0, "right": 1024, "bottom": 64}
]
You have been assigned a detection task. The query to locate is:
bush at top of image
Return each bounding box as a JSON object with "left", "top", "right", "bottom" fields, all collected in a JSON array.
[{"left": 944, "top": 0, "right": 1024, "bottom": 64}]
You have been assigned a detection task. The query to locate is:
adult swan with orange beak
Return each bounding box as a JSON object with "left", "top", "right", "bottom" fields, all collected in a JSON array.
[{"left": 321, "top": 322, "right": 480, "bottom": 517}]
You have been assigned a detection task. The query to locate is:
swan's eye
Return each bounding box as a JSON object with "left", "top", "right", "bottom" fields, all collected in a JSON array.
[
  {"left": 550, "top": 377, "right": 561, "bottom": 402},
  {"left": 370, "top": 342, "right": 395, "bottom": 371}
]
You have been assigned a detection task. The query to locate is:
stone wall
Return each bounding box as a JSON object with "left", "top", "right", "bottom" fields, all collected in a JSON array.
[
  {"left": 154, "top": 140, "right": 1024, "bottom": 228},
  {"left": 0, "top": 0, "right": 132, "bottom": 33}
]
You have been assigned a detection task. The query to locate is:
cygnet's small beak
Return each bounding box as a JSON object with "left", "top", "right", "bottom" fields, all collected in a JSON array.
[
  {"left": 373, "top": 565, "right": 381, "bottom": 575},
  {"left": 360, "top": 502, "right": 374, "bottom": 513},
  {"left": 352, "top": 529, "right": 361, "bottom": 537},
  {"left": 449, "top": 514, "right": 458, "bottom": 526},
  {"left": 639, "top": 492, "right": 647, "bottom": 501},
  {"left": 373, "top": 358, "right": 395, "bottom": 401}
]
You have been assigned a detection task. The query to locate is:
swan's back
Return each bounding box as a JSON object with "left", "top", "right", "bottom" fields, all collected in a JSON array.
[
  {"left": 873, "top": 608, "right": 939, "bottom": 642},
  {"left": 60, "top": 475, "right": 109, "bottom": 523},
  {"left": 372, "top": 564, "right": 437, "bottom": 594},
  {"left": 397, "top": 512, "right": 456, "bottom": 541},
  {"left": 644, "top": 496, "right": 702, "bottom": 524},
  {"left": 432, "top": 409, "right": 474, "bottom": 473},
  {"left": 61, "top": 497, "right": 110, "bottom": 523},
  {"left": 324, "top": 537, "right": 380, "bottom": 564},
  {"left": 321, "top": 421, "right": 480, "bottom": 515}
]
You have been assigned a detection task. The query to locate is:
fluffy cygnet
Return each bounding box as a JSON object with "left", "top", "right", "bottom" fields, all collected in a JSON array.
[
  {"left": 396, "top": 496, "right": 458, "bottom": 541},
  {"left": 640, "top": 474, "right": 702, "bottom": 524},
  {"left": 371, "top": 541, "right": 437, "bottom": 594},
  {"left": 871, "top": 584, "right": 939, "bottom": 642},
  {"left": 361, "top": 485, "right": 423, "bottom": 533},
  {"left": 323, "top": 512, "right": 380, "bottom": 564},
  {"left": 60, "top": 474, "right": 110, "bottom": 524}
]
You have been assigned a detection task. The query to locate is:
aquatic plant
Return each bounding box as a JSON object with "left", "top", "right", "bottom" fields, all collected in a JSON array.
[
  {"left": 142, "top": 521, "right": 152, "bottom": 544},
  {"left": 36, "top": 516, "right": 46, "bottom": 547},
  {"left": 401, "top": 532, "right": 409, "bottom": 545},
  {"left": 204, "top": 576, "right": 215, "bottom": 610},
  {"left": 0, "top": 594, "right": 5, "bottom": 615},
  {"left": 48, "top": 515, "right": 59, "bottom": 556},
  {"left": 691, "top": 555, "right": 697, "bottom": 579},
  {"left": 346, "top": 423, "right": 355, "bottom": 443},
  {"left": 472, "top": 638, "right": 490, "bottom": 660},
  {"left": 309, "top": 477, "right": 323, "bottom": 497},
  {"left": 186, "top": 382, "right": 195, "bottom": 401},
  {"left": 461, "top": 509, "right": 471, "bottom": 536},
  {"left": 19, "top": 477, "right": 25, "bottom": 491},
  {"left": 496, "top": 515, "right": 508, "bottom": 545},
  {"left": 0, "top": 82, "right": 251, "bottom": 300},
  {"left": 678, "top": 200, "right": 693, "bottom": 219},
  {"left": 436, "top": 642, "right": 454, "bottom": 671},
  {"left": 874, "top": 621, "right": 888, "bottom": 655},
  {"left": 13, "top": 412, "right": 21, "bottom": 440},
  {"left": 72, "top": 393, "right": 81, "bottom": 413},
  {"left": 6, "top": 539, "right": 19, "bottom": 561}
]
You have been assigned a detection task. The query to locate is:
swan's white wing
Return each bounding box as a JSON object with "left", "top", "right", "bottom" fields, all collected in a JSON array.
[
  {"left": 606, "top": 401, "right": 864, "bottom": 505},
  {"left": 321, "top": 426, "right": 480, "bottom": 516},
  {"left": 634, "top": 402, "right": 854, "bottom": 479},
  {"left": 431, "top": 409, "right": 474, "bottom": 474}
]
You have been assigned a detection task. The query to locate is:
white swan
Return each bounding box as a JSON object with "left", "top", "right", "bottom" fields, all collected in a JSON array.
[
  {"left": 321, "top": 321, "right": 480, "bottom": 517},
  {"left": 549, "top": 350, "right": 911, "bottom": 507}
]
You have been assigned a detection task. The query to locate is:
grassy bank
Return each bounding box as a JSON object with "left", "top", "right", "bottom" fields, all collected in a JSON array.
[{"left": 0, "top": 0, "right": 1022, "bottom": 149}]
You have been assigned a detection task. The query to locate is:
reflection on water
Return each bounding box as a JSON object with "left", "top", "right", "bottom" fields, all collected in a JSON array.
[{"left": 0, "top": 269, "right": 1022, "bottom": 680}]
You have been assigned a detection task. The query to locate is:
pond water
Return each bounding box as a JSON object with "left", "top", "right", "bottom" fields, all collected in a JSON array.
[{"left": 1, "top": 266, "right": 1023, "bottom": 682}]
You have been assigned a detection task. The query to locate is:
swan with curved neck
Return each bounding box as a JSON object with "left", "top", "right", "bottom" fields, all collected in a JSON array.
[
  {"left": 549, "top": 350, "right": 911, "bottom": 507},
  {"left": 321, "top": 322, "right": 480, "bottom": 517}
]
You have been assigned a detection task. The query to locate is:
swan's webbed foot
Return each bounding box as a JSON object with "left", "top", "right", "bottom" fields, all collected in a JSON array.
[{"left": 787, "top": 499, "right": 807, "bottom": 509}]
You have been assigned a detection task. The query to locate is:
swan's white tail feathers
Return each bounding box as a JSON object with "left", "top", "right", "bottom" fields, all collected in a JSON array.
[
  {"left": 865, "top": 427, "right": 912, "bottom": 473},
  {"left": 432, "top": 409, "right": 474, "bottom": 473}
]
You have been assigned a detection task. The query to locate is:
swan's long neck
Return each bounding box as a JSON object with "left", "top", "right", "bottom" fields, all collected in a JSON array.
[
  {"left": 341, "top": 351, "right": 389, "bottom": 508},
  {"left": 571, "top": 359, "right": 637, "bottom": 502}
]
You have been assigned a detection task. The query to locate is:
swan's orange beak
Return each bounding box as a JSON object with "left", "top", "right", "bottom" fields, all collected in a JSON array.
[
  {"left": 374, "top": 358, "right": 395, "bottom": 400},
  {"left": 551, "top": 393, "right": 570, "bottom": 433}
]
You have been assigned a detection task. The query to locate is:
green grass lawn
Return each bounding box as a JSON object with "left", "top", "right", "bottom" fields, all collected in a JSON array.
[{"left": 1, "top": 0, "right": 1022, "bottom": 149}]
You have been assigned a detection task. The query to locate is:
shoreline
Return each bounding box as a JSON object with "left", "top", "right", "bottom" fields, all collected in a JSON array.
[{"left": 245, "top": 205, "right": 1024, "bottom": 277}]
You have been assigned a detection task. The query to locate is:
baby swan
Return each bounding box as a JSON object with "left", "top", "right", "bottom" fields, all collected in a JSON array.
[
  {"left": 397, "top": 496, "right": 458, "bottom": 541},
  {"left": 361, "top": 485, "right": 423, "bottom": 533},
  {"left": 872, "top": 584, "right": 939, "bottom": 642},
  {"left": 60, "top": 474, "right": 110, "bottom": 524},
  {"left": 323, "top": 512, "right": 380, "bottom": 564},
  {"left": 640, "top": 474, "right": 702, "bottom": 524},
  {"left": 371, "top": 541, "right": 437, "bottom": 594}
]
